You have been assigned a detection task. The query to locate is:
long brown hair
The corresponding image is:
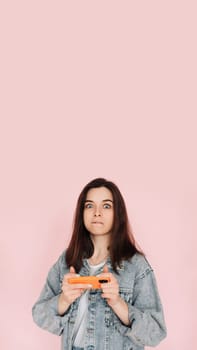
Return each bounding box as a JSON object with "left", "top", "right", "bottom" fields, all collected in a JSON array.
[{"left": 66, "top": 178, "right": 143, "bottom": 272}]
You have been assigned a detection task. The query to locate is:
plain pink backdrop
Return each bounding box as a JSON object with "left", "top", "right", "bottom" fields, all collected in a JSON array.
[{"left": 0, "top": 1, "right": 196, "bottom": 349}]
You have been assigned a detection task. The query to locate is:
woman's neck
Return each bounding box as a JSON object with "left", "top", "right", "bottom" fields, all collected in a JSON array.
[{"left": 88, "top": 236, "right": 110, "bottom": 265}]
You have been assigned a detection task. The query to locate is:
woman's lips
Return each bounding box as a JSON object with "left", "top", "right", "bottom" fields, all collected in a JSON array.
[{"left": 92, "top": 221, "right": 103, "bottom": 225}]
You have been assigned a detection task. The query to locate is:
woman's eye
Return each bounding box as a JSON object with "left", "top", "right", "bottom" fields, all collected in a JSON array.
[
  {"left": 85, "top": 203, "right": 93, "bottom": 209},
  {"left": 103, "top": 204, "right": 111, "bottom": 209}
]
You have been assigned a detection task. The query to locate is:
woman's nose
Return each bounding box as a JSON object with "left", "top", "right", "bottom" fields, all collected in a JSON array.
[{"left": 94, "top": 207, "right": 101, "bottom": 216}]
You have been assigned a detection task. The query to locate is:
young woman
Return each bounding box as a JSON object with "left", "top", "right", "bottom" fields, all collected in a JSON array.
[{"left": 32, "top": 178, "right": 167, "bottom": 350}]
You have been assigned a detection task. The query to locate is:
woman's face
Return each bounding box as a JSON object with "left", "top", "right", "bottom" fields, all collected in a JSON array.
[{"left": 83, "top": 186, "right": 114, "bottom": 237}]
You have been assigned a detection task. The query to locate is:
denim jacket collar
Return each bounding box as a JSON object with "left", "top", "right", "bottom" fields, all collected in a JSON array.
[{"left": 80, "top": 257, "right": 125, "bottom": 276}]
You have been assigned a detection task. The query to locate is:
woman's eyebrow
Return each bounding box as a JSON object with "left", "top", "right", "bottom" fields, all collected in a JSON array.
[{"left": 84, "top": 199, "right": 113, "bottom": 202}]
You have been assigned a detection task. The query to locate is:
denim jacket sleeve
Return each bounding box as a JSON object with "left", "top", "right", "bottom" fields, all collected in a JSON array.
[
  {"left": 32, "top": 251, "right": 69, "bottom": 336},
  {"left": 118, "top": 257, "right": 167, "bottom": 347}
]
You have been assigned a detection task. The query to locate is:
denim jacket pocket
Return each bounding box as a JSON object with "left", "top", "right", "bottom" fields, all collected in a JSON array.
[
  {"left": 119, "top": 287, "right": 133, "bottom": 304},
  {"left": 104, "top": 287, "right": 133, "bottom": 329}
]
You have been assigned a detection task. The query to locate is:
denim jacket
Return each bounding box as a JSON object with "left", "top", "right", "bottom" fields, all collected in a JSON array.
[{"left": 32, "top": 251, "right": 167, "bottom": 350}]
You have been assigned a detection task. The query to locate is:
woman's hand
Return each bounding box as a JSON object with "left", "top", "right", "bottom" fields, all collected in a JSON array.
[
  {"left": 58, "top": 266, "right": 91, "bottom": 315},
  {"left": 99, "top": 265, "right": 121, "bottom": 307},
  {"left": 99, "top": 265, "right": 130, "bottom": 326}
]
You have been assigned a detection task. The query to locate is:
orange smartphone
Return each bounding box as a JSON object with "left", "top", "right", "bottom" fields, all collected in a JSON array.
[{"left": 68, "top": 276, "right": 110, "bottom": 289}]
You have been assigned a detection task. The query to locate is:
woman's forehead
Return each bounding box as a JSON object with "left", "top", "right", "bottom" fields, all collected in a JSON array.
[{"left": 86, "top": 187, "right": 113, "bottom": 201}]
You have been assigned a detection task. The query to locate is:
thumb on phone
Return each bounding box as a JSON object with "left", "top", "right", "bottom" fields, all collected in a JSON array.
[
  {"left": 70, "top": 266, "right": 76, "bottom": 274},
  {"left": 102, "top": 265, "right": 109, "bottom": 273}
]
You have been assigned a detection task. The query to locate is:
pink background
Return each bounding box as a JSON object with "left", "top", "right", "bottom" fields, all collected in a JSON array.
[{"left": 0, "top": 1, "right": 196, "bottom": 349}]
